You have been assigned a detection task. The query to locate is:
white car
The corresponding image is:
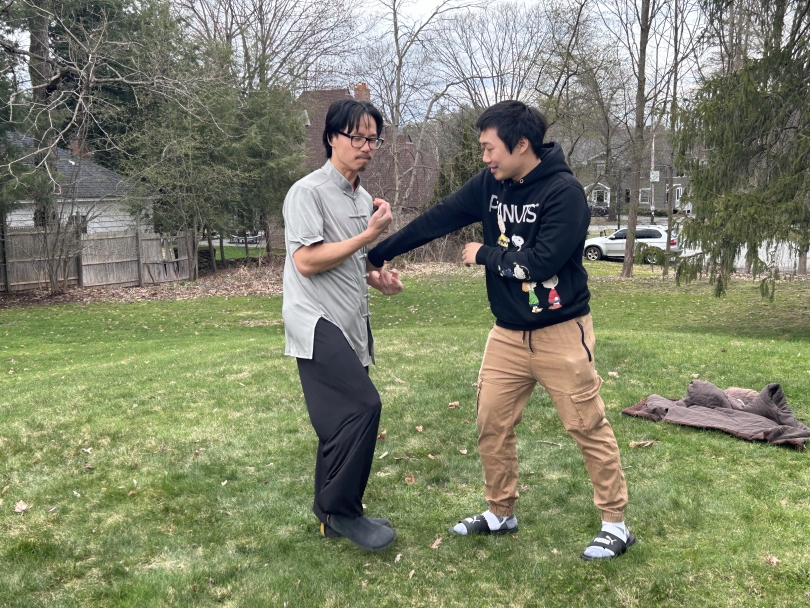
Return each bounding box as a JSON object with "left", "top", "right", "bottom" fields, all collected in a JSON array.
[{"left": 583, "top": 226, "right": 680, "bottom": 262}]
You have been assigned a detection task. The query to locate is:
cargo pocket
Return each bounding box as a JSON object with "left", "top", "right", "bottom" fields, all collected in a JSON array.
[{"left": 570, "top": 376, "right": 605, "bottom": 434}]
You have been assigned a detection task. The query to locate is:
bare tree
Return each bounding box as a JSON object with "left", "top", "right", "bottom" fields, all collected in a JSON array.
[
  {"left": 0, "top": 0, "right": 219, "bottom": 292},
  {"left": 353, "top": 0, "right": 481, "bottom": 219},
  {"left": 171, "top": 0, "right": 364, "bottom": 92},
  {"left": 597, "top": 0, "right": 678, "bottom": 277}
]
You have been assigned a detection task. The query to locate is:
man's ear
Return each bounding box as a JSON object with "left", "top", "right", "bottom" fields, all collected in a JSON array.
[{"left": 514, "top": 137, "right": 528, "bottom": 155}]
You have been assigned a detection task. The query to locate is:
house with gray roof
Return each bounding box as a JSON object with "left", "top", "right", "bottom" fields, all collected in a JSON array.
[{"left": 3, "top": 132, "right": 148, "bottom": 234}]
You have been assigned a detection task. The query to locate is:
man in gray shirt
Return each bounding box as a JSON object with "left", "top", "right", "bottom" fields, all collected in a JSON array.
[{"left": 282, "top": 98, "right": 402, "bottom": 551}]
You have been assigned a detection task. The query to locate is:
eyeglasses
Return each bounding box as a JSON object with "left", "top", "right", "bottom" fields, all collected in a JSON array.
[{"left": 336, "top": 131, "right": 385, "bottom": 150}]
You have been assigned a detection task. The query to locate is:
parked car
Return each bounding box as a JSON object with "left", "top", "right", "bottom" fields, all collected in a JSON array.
[
  {"left": 229, "top": 234, "right": 260, "bottom": 245},
  {"left": 589, "top": 205, "right": 608, "bottom": 217},
  {"left": 583, "top": 226, "right": 680, "bottom": 262}
]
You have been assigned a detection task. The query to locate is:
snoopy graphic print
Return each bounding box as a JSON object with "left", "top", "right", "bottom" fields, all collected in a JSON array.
[{"left": 497, "top": 215, "right": 509, "bottom": 248}]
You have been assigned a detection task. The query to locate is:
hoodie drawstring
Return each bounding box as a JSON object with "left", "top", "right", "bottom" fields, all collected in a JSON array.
[{"left": 522, "top": 330, "right": 534, "bottom": 353}]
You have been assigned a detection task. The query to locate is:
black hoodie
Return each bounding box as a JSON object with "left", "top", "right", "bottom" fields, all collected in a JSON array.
[{"left": 368, "top": 142, "right": 591, "bottom": 331}]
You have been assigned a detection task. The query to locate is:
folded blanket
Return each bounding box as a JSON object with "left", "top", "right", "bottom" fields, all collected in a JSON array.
[{"left": 622, "top": 380, "right": 810, "bottom": 449}]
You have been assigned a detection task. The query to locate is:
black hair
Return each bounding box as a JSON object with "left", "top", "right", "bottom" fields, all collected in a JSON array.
[
  {"left": 322, "top": 99, "right": 384, "bottom": 158},
  {"left": 475, "top": 100, "right": 548, "bottom": 155}
]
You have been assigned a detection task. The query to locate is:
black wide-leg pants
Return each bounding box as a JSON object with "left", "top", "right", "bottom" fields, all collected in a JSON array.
[{"left": 297, "top": 318, "right": 381, "bottom": 522}]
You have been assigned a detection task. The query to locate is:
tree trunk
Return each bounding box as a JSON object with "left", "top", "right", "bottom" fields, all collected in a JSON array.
[
  {"left": 664, "top": 0, "right": 680, "bottom": 278},
  {"left": 263, "top": 218, "right": 272, "bottom": 254},
  {"left": 206, "top": 225, "right": 216, "bottom": 273},
  {"left": 244, "top": 229, "right": 249, "bottom": 261},
  {"left": 799, "top": 248, "right": 807, "bottom": 276},
  {"left": 219, "top": 233, "right": 226, "bottom": 268},
  {"left": 620, "top": 0, "right": 651, "bottom": 279}
]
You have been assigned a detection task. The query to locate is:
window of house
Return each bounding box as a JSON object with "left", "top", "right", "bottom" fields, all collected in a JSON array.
[
  {"left": 596, "top": 162, "right": 605, "bottom": 175},
  {"left": 639, "top": 188, "right": 650, "bottom": 204},
  {"left": 675, "top": 187, "right": 683, "bottom": 204},
  {"left": 593, "top": 189, "right": 606, "bottom": 205}
]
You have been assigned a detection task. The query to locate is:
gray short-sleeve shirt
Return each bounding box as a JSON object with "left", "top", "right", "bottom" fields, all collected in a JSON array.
[{"left": 282, "top": 161, "right": 374, "bottom": 365}]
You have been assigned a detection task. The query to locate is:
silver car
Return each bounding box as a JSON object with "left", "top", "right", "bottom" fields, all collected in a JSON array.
[{"left": 583, "top": 226, "right": 680, "bottom": 262}]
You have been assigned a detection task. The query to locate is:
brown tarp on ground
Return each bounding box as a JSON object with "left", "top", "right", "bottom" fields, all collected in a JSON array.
[{"left": 622, "top": 380, "right": 810, "bottom": 449}]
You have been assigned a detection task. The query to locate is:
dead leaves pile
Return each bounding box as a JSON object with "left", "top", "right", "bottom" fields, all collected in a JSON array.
[{"left": 0, "top": 258, "right": 285, "bottom": 309}]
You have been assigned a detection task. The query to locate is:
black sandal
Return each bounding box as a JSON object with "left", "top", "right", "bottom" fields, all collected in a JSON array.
[
  {"left": 449, "top": 512, "right": 518, "bottom": 535},
  {"left": 580, "top": 530, "right": 636, "bottom": 560}
]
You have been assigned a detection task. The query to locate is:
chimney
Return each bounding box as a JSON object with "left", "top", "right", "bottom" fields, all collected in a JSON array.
[
  {"left": 69, "top": 139, "right": 90, "bottom": 159},
  {"left": 354, "top": 83, "right": 370, "bottom": 102}
]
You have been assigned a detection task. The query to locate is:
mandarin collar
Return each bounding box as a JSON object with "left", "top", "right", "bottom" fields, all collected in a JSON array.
[{"left": 323, "top": 160, "right": 360, "bottom": 196}]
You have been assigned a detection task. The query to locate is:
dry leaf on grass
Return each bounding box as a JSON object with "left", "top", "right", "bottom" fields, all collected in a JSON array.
[
  {"left": 459, "top": 449, "right": 468, "bottom": 455},
  {"left": 379, "top": 451, "right": 389, "bottom": 459},
  {"left": 408, "top": 570, "right": 415, "bottom": 579},
  {"left": 520, "top": 484, "right": 529, "bottom": 491},
  {"left": 14, "top": 500, "right": 28, "bottom": 514},
  {"left": 448, "top": 401, "right": 459, "bottom": 409},
  {"left": 395, "top": 553, "right": 402, "bottom": 563},
  {"left": 377, "top": 430, "right": 387, "bottom": 441},
  {"left": 430, "top": 536, "right": 442, "bottom": 549},
  {"left": 629, "top": 440, "right": 660, "bottom": 448},
  {"left": 766, "top": 555, "right": 780, "bottom": 566},
  {"left": 221, "top": 480, "right": 228, "bottom": 486},
  {"left": 415, "top": 426, "right": 423, "bottom": 432},
  {"left": 405, "top": 475, "right": 415, "bottom": 485},
  {"left": 692, "top": 373, "right": 700, "bottom": 379},
  {"left": 428, "top": 454, "right": 435, "bottom": 460},
  {"left": 2, "top": 485, "right": 9, "bottom": 494},
  {"left": 608, "top": 371, "right": 619, "bottom": 378},
  {"left": 128, "top": 490, "right": 136, "bottom": 496},
  {"left": 394, "top": 378, "right": 405, "bottom": 384},
  {"left": 84, "top": 462, "right": 93, "bottom": 470},
  {"left": 72, "top": 491, "right": 81, "bottom": 498}
]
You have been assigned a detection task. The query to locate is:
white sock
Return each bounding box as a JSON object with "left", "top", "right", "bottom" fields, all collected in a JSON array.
[
  {"left": 582, "top": 521, "right": 629, "bottom": 559},
  {"left": 452, "top": 510, "right": 517, "bottom": 535},
  {"left": 602, "top": 521, "right": 628, "bottom": 543}
]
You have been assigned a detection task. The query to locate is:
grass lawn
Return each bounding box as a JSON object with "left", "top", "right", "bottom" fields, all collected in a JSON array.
[
  {"left": 198, "top": 245, "right": 286, "bottom": 261},
  {"left": 1, "top": 261, "right": 809, "bottom": 607}
]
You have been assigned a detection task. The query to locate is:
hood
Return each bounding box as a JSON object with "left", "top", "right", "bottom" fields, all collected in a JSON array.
[{"left": 510, "top": 142, "right": 571, "bottom": 187}]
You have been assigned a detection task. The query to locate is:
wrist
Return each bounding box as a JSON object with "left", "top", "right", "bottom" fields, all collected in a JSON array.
[{"left": 361, "top": 228, "right": 381, "bottom": 247}]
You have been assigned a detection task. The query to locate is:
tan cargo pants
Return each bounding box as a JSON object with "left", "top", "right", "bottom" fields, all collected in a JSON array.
[{"left": 476, "top": 314, "right": 627, "bottom": 522}]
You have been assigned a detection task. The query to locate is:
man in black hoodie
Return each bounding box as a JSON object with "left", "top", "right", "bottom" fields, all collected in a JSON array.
[{"left": 367, "top": 101, "right": 634, "bottom": 560}]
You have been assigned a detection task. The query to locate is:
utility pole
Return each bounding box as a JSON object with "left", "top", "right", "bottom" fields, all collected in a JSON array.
[{"left": 650, "top": 133, "right": 656, "bottom": 225}]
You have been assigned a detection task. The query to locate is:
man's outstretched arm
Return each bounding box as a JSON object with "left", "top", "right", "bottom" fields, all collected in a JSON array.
[{"left": 368, "top": 173, "right": 483, "bottom": 268}]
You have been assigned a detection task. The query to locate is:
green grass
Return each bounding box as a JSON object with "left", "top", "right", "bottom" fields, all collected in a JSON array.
[
  {"left": 1, "top": 261, "right": 809, "bottom": 607},
  {"left": 199, "top": 245, "right": 285, "bottom": 260}
]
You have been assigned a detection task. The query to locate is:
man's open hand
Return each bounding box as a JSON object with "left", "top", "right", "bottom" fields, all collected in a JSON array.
[
  {"left": 367, "top": 268, "right": 403, "bottom": 295},
  {"left": 462, "top": 242, "right": 483, "bottom": 266}
]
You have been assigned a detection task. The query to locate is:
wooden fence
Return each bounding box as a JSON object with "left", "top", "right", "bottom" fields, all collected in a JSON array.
[{"left": 0, "top": 226, "right": 191, "bottom": 292}]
